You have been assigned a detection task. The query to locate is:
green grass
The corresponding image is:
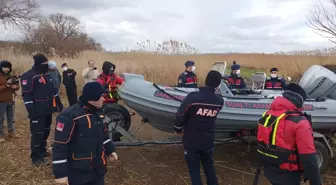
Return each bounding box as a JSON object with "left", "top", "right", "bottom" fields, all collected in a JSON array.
[{"left": 240, "top": 67, "right": 263, "bottom": 78}]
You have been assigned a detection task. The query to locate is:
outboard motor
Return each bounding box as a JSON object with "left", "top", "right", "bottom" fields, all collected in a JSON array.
[{"left": 299, "top": 65, "right": 336, "bottom": 100}]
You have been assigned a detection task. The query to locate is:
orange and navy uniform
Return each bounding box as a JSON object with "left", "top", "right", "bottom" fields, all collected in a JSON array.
[
  {"left": 96, "top": 73, "right": 124, "bottom": 103},
  {"left": 256, "top": 96, "right": 321, "bottom": 185},
  {"left": 225, "top": 74, "right": 246, "bottom": 89},
  {"left": 52, "top": 98, "right": 115, "bottom": 184},
  {"left": 21, "top": 68, "right": 62, "bottom": 117},
  {"left": 177, "top": 71, "right": 197, "bottom": 88},
  {"left": 265, "top": 77, "right": 287, "bottom": 90}
]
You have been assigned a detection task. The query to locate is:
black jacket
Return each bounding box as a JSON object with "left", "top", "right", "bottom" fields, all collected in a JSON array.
[
  {"left": 52, "top": 97, "right": 115, "bottom": 183},
  {"left": 62, "top": 69, "right": 77, "bottom": 87},
  {"left": 21, "top": 67, "right": 62, "bottom": 118},
  {"left": 174, "top": 87, "right": 224, "bottom": 150},
  {"left": 177, "top": 71, "right": 197, "bottom": 88}
]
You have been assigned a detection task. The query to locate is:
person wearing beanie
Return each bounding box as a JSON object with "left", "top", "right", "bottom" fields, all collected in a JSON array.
[
  {"left": 61, "top": 63, "right": 78, "bottom": 106},
  {"left": 21, "top": 53, "right": 63, "bottom": 165},
  {"left": 48, "top": 61, "right": 62, "bottom": 93},
  {"left": 97, "top": 61, "right": 124, "bottom": 105},
  {"left": 255, "top": 82, "right": 321, "bottom": 185},
  {"left": 264, "top": 67, "right": 288, "bottom": 90},
  {"left": 224, "top": 63, "right": 246, "bottom": 89},
  {"left": 177, "top": 60, "right": 198, "bottom": 88},
  {"left": 0, "top": 60, "right": 20, "bottom": 142},
  {"left": 174, "top": 70, "right": 224, "bottom": 185},
  {"left": 52, "top": 82, "right": 118, "bottom": 185}
]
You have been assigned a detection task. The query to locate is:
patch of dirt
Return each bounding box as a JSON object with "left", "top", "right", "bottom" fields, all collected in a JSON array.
[{"left": 0, "top": 101, "right": 335, "bottom": 185}]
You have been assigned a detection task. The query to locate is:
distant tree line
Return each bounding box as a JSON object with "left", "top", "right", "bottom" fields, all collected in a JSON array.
[{"left": 0, "top": 0, "right": 103, "bottom": 58}]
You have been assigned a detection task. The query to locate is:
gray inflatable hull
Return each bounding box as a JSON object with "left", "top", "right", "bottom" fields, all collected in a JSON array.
[{"left": 118, "top": 73, "right": 336, "bottom": 133}]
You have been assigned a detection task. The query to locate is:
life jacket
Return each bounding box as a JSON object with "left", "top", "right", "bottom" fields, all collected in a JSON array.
[
  {"left": 256, "top": 110, "right": 312, "bottom": 172},
  {"left": 97, "top": 74, "right": 122, "bottom": 103},
  {"left": 265, "top": 77, "right": 283, "bottom": 89},
  {"left": 226, "top": 75, "right": 243, "bottom": 88},
  {"left": 179, "top": 71, "right": 197, "bottom": 88}
]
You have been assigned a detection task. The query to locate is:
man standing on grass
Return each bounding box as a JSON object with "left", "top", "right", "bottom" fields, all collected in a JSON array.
[
  {"left": 52, "top": 82, "right": 118, "bottom": 185},
  {"left": 61, "top": 63, "right": 78, "bottom": 106},
  {"left": 174, "top": 70, "right": 224, "bottom": 185},
  {"left": 21, "top": 54, "right": 63, "bottom": 165},
  {"left": 0, "top": 60, "right": 20, "bottom": 142},
  {"left": 82, "top": 60, "right": 99, "bottom": 84},
  {"left": 48, "top": 61, "right": 62, "bottom": 93}
]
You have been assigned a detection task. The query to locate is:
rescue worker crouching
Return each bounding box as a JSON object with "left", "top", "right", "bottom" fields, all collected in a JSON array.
[
  {"left": 177, "top": 60, "right": 197, "bottom": 88},
  {"left": 21, "top": 54, "right": 63, "bottom": 165},
  {"left": 224, "top": 63, "right": 246, "bottom": 89},
  {"left": 52, "top": 82, "right": 118, "bottom": 185},
  {"left": 265, "top": 67, "right": 287, "bottom": 90},
  {"left": 174, "top": 70, "right": 224, "bottom": 185},
  {"left": 255, "top": 83, "right": 321, "bottom": 185},
  {"left": 97, "top": 61, "right": 124, "bottom": 104}
]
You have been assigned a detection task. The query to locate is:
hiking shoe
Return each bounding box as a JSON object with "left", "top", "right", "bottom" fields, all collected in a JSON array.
[
  {"left": 0, "top": 136, "right": 5, "bottom": 143},
  {"left": 42, "top": 151, "right": 52, "bottom": 157},
  {"left": 8, "top": 132, "right": 20, "bottom": 139},
  {"left": 32, "top": 159, "right": 50, "bottom": 166}
]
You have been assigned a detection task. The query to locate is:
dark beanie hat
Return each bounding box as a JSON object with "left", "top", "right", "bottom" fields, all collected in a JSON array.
[
  {"left": 61, "top": 63, "right": 67, "bottom": 67},
  {"left": 287, "top": 83, "right": 307, "bottom": 100},
  {"left": 205, "top": 70, "right": 222, "bottom": 88},
  {"left": 185, "top": 60, "right": 195, "bottom": 67},
  {"left": 270, "top": 67, "right": 278, "bottom": 72},
  {"left": 283, "top": 83, "right": 307, "bottom": 108},
  {"left": 82, "top": 82, "right": 106, "bottom": 101},
  {"left": 33, "top": 54, "right": 48, "bottom": 66}
]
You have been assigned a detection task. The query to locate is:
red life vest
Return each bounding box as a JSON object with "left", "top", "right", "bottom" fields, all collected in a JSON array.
[
  {"left": 97, "top": 73, "right": 124, "bottom": 103},
  {"left": 265, "top": 78, "right": 283, "bottom": 89},
  {"left": 256, "top": 110, "right": 310, "bottom": 171},
  {"left": 227, "top": 76, "right": 242, "bottom": 86},
  {"left": 186, "top": 76, "right": 197, "bottom": 85}
]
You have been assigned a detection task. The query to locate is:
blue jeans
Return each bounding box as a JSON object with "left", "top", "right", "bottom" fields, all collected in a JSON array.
[
  {"left": 184, "top": 148, "right": 218, "bottom": 185},
  {"left": 0, "top": 102, "right": 14, "bottom": 136}
]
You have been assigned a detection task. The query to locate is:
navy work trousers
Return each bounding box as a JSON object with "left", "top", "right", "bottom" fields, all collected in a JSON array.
[{"left": 184, "top": 148, "right": 219, "bottom": 185}]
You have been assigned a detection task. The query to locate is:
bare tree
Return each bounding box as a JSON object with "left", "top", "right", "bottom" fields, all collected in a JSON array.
[
  {"left": 307, "top": 0, "right": 336, "bottom": 44},
  {"left": 22, "top": 13, "right": 103, "bottom": 57},
  {"left": 43, "top": 13, "right": 82, "bottom": 41},
  {"left": 0, "top": 0, "right": 40, "bottom": 27}
]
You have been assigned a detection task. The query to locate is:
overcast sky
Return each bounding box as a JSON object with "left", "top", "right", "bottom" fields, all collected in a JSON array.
[{"left": 0, "top": 0, "right": 335, "bottom": 53}]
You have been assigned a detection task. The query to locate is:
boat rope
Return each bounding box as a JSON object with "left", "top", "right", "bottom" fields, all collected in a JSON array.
[{"left": 152, "top": 83, "right": 183, "bottom": 102}]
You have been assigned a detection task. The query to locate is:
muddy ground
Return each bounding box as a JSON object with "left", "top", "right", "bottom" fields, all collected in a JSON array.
[{"left": 0, "top": 101, "right": 335, "bottom": 185}]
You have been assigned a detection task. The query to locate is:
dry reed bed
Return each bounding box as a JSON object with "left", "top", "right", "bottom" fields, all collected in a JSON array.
[
  {"left": 1, "top": 48, "right": 336, "bottom": 91},
  {"left": 2, "top": 48, "right": 336, "bottom": 184}
]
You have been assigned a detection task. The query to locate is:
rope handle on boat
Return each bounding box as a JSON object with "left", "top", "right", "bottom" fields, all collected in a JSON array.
[{"left": 152, "top": 83, "right": 183, "bottom": 102}]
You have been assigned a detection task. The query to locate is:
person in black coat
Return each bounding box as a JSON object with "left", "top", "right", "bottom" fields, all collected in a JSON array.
[
  {"left": 174, "top": 70, "right": 224, "bottom": 185},
  {"left": 52, "top": 82, "right": 118, "bottom": 185},
  {"left": 61, "top": 63, "right": 78, "bottom": 106}
]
